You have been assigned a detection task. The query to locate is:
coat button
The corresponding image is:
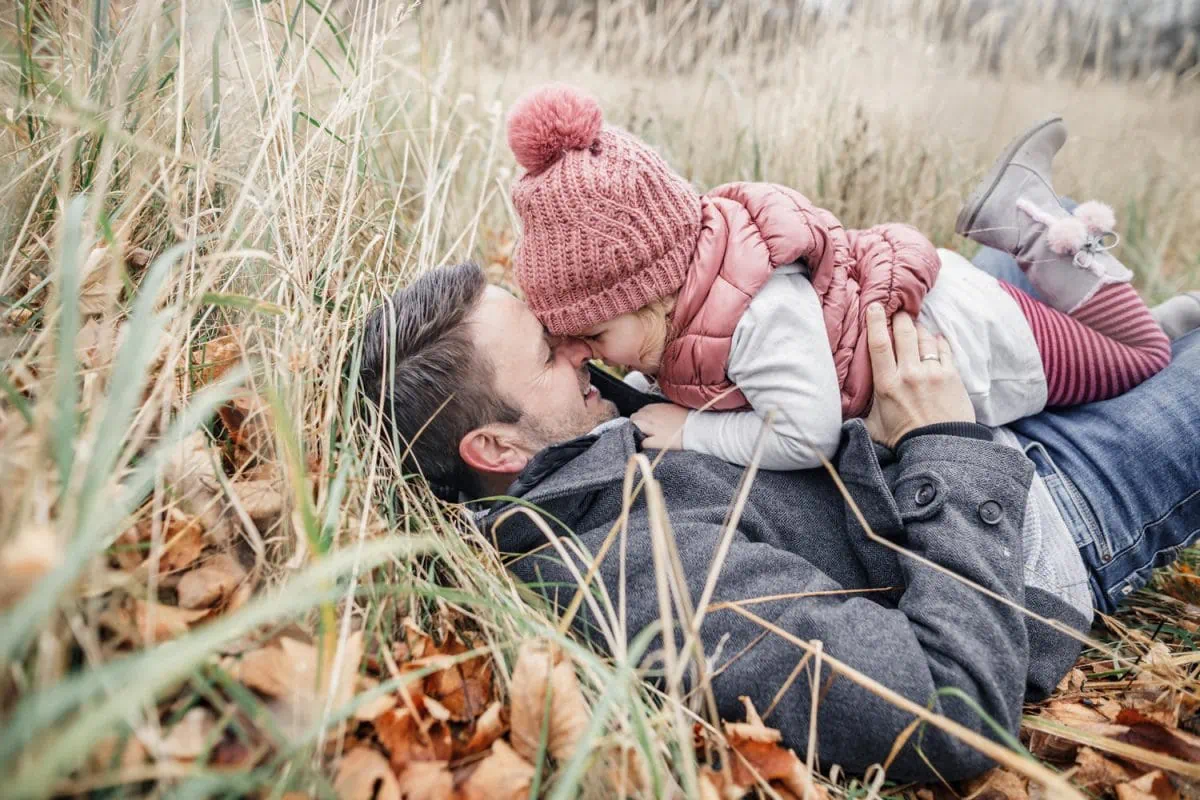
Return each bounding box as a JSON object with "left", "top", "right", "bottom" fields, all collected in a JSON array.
[
  {"left": 979, "top": 500, "right": 1004, "bottom": 525},
  {"left": 915, "top": 483, "right": 937, "bottom": 506}
]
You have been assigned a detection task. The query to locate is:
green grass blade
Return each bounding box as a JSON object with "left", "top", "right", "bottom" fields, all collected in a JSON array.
[
  {"left": 51, "top": 195, "right": 88, "bottom": 493},
  {"left": 75, "top": 242, "right": 195, "bottom": 523}
]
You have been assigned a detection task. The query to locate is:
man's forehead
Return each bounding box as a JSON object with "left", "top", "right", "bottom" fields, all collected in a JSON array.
[
  {"left": 476, "top": 285, "right": 539, "bottom": 330},
  {"left": 471, "top": 286, "right": 544, "bottom": 357}
]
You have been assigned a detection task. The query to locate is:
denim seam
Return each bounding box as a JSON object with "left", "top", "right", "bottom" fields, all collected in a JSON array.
[
  {"left": 1113, "top": 488, "right": 1200, "bottom": 598},
  {"left": 1023, "top": 440, "right": 1111, "bottom": 561}
]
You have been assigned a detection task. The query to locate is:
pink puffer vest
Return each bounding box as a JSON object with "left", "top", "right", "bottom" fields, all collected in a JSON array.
[{"left": 657, "top": 182, "right": 941, "bottom": 418}]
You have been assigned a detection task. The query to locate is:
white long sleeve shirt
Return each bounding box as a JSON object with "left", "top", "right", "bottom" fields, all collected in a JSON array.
[{"left": 680, "top": 250, "right": 1048, "bottom": 470}]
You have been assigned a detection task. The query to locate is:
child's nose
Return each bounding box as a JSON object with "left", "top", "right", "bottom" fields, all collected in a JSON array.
[{"left": 556, "top": 337, "right": 593, "bottom": 367}]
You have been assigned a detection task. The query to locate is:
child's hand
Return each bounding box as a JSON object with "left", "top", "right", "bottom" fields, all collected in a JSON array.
[{"left": 631, "top": 402, "right": 690, "bottom": 450}]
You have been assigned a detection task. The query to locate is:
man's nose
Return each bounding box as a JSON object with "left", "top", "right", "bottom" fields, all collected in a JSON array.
[{"left": 556, "top": 337, "right": 593, "bottom": 367}]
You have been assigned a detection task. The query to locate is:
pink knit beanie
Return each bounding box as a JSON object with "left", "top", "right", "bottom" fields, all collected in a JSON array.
[{"left": 507, "top": 84, "right": 702, "bottom": 336}]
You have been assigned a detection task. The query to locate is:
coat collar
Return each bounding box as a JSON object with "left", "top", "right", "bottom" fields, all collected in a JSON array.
[{"left": 477, "top": 416, "right": 906, "bottom": 543}]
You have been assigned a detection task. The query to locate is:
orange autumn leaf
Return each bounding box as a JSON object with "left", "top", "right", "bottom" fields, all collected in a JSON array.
[
  {"left": 160, "top": 707, "right": 218, "bottom": 760},
  {"left": 131, "top": 599, "right": 208, "bottom": 643},
  {"left": 395, "top": 617, "right": 435, "bottom": 662},
  {"left": 1114, "top": 708, "right": 1200, "bottom": 762},
  {"left": 374, "top": 708, "right": 451, "bottom": 773},
  {"left": 458, "top": 701, "right": 507, "bottom": 758},
  {"left": 1114, "top": 770, "right": 1183, "bottom": 800},
  {"left": 333, "top": 747, "right": 400, "bottom": 800},
  {"left": 962, "top": 767, "right": 1029, "bottom": 800},
  {"left": 138, "top": 511, "right": 206, "bottom": 575},
  {"left": 508, "top": 640, "right": 589, "bottom": 763},
  {"left": 177, "top": 553, "right": 247, "bottom": 609},
  {"left": 235, "top": 633, "right": 363, "bottom": 712},
  {"left": 163, "top": 431, "right": 235, "bottom": 545},
  {"left": 457, "top": 740, "right": 534, "bottom": 800},
  {"left": 1072, "top": 746, "right": 1136, "bottom": 795},
  {"left": 78, "top": 246, "right": 123, "bottom": 315},
  {"left": 424, "top": 653, "right": 492, "bottom": 722},
  {"left": 228, "top": 469, "right": 286, "bottom": 526},
  {"left": 194, "top": 333, "right": 244, "bottom": 389},
  {"left": 218, "top": 390, "right": 274, "bottom": 462},
  {"left": 395, "top": 760, "right": 453, "bottom": 800},
  {"left": 723, "top": 697, "right": 827, "bottom": 800},
  {"left": 352, "top": 676, "right": 399, "bottom": 722},
  {"left": 0, "top": 524, "right": 60, "bottom": 610},
  {"left": 76, "top": 317, "right": 118, "bottom": 371}
]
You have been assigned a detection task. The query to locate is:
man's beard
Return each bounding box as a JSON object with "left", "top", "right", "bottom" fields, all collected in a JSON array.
[{"left": 517, "top": 396, "right": 618, "bottom": 453}]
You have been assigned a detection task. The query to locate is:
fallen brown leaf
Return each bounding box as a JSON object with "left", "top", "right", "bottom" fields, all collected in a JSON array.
[
  {"left": 459, "top": 701, "right": 507, "bottom": 758},
  {"left": 79, "top": 246, "right": 122, "bottom": 315},
  {"left": 353, "top": 677, "right": 399, "bottom": 722},
  {"left": 163, "top": 431, "right": 235, "bottom": 545},
  {"left": 229, "top": 472, "right": 286, "bottom": 526},
  {"left": 424, "top": 652, "right": 492, "bottom": 722},
  {"left": 176, "top": 553, "right": 247, "bottom": 609},
  {"left": 5, "top": 307, "right": 33, "bottom": 327},
  {"left": 423, "top": 696, "right": 452, "bottom": 723},
  {"left": 153, "top": 511, "right": 207, "bottom": 574},
  {"left": 333, "top": 747, "right": 400, "bottom": 800},
  {"left": 723, "top": 697, "right": 828, "bottom": 800},
  {"left": 236, "top": 637, "right": 316, "bottom": 697},
  {"left": 1055, "top": 668, "right": 1087, "bottom": 695},
  {"left": 604, "top": 742, "right": 650, "bottom": 797},
  {"left": 237, "top": 633, "right": 362, "bottom": 711},
  {"left": 131, "top": 599, "right": 208, "bottom": 643},
  {"left": 374, "top": 708, "right": 453, "bottom": 773},
  {"left": 0, "top": 524, "right": 60, "bottom": 609},
  {"left": 697, "top": 768, "right": 730, "bottom": 800},
  {"left": 1025, "top": 700, "right": 1125, "bottom": 761},
  {"left": 457, "top": 740, "right": 534, "bottom": 800},
  {"left": 219, "top": 391, "right": 274, "bottom": 462},
  {"left": 1115, "top": 770, "right": 1182, "bottom": 800},
  {"left": 509, "top": 640, "right": 589, "bottom": 763},
  {"left": 1071, "top": 746, "right": 1136, "bottom": 795},
  {"left": 396, "top": 618, "right": 435, "bottom": 662},
  {"left": 160, "top": 707, "right": 217, "bottom": 760},
  {"left": 395, "top": 760, "right": 453, "bottom": 800},
  {"left": 76, "top": 318, "right": 118, "bottom": 371},
  {"left": 194, "top": 333, "right": 244, "bottom": 389},
  {"left": 1115, "top": 709, "right": 1200, "bottom": 762},
  {"left": 962, "top": 767, "right": 1029, "bottom": 800}
]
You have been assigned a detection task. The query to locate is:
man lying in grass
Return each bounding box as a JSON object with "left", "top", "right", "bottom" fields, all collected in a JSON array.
[{"left": 357, "top": 250, "right": 1200, "bottom": 781}]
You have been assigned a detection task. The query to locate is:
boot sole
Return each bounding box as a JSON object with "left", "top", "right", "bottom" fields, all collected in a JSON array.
[{"left": 955, "top": 116, "right": 1064, "bottom": 238}]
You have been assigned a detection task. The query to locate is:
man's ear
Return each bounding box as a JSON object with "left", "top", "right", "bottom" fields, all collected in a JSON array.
[{"left": 459, "top": 424, "right": 530, "bottom": 478}]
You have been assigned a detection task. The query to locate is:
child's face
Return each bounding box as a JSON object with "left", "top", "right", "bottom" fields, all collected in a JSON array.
[{"left": 579, "top": 308, "right": 667, "bottom": 374}]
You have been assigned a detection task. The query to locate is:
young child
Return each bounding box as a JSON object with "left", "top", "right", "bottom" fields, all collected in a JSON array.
[{"left": 507, "top": 85, "right": 1172, "bottom": 469}]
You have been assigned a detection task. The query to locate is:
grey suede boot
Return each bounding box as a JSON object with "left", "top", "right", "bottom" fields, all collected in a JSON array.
[
  {"left": 1151, "top": 292, "right": 1200, "bottom": 341},
  {"left": 956, "top": 117, "right": 1132, "bottom": 313}
]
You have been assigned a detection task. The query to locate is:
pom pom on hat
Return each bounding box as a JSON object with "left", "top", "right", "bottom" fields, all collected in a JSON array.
[{"left": 507, "top": 84, "right": 603, "bottom": 174}]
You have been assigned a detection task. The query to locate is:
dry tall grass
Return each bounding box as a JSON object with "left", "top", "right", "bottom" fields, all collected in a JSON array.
[{"left": 1, "top": 1, "right": 1198, "bottom": 797}]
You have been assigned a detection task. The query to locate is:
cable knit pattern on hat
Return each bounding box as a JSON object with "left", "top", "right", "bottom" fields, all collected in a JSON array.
[{"left": 508, "top": 84, "right": 702, "bottom": 336}]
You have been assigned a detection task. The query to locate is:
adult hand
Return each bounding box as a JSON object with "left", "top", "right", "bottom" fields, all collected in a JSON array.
[
  {"left": 863, "top": 304, "right": 975, "bottom": 449},
  {"left": 631, "top": 402, "right": 689, "bottom": 451}
]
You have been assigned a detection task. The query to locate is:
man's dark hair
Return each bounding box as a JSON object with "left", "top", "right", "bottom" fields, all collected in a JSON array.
[{"left": 358, "top": 262, "right": 520, "bottom": 498}]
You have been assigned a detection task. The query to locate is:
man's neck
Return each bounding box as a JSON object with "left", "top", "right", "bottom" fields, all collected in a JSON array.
[{"left": 477, "top": 470, "right": 520, "bottom": 499}]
